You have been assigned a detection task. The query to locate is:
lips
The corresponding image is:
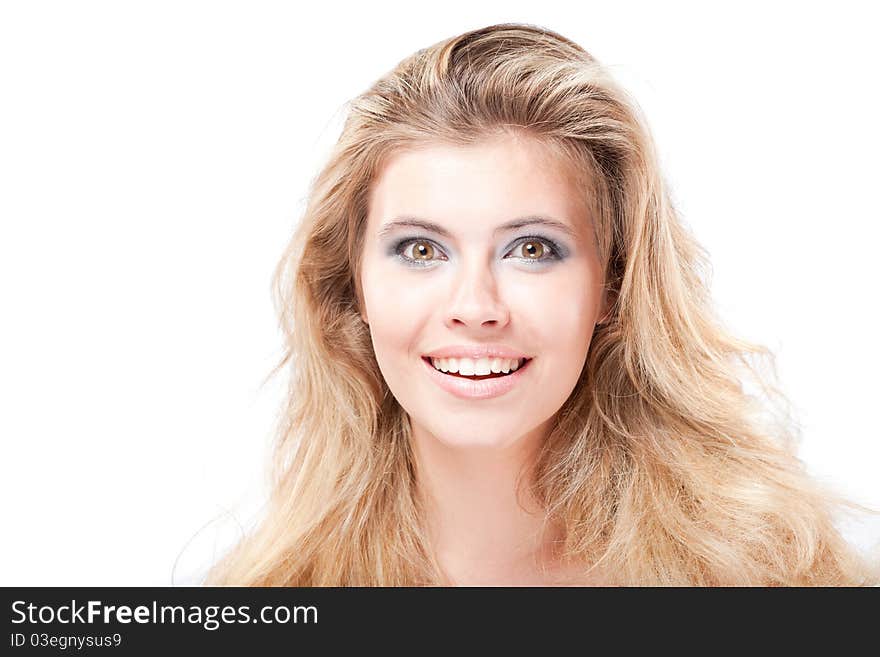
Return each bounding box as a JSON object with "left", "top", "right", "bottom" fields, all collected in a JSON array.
[
  {"left": 421, "top": 355, "right": 533, "bottom": 400},
  {"left": 422, "top": 356, "right": 528, "bottom": 379},
  {"left": 422, "top": 346, "right": 531, "bottom": 360}
]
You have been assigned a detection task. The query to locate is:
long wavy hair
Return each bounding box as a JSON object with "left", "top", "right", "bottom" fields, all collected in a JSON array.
[{"left": 207, "top": 22, "right": 878, "bottom": 585}]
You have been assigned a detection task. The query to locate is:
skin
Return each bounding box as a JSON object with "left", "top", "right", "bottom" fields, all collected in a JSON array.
[{"left": 358, "top": 132, "right": 609, "bottom": 585}]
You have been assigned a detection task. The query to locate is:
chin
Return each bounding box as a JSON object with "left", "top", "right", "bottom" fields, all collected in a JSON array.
[{"left": 413, "top": 414, "right": 531, "bottom": 451}]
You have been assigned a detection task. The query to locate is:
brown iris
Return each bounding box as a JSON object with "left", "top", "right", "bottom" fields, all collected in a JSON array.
[
  {"left": 412, "top": 241, "right": 434, "bottom": 260},
  {"left": 521, "top": 241, "right": 544, "bottom": 259},
  {"left": 410, "top": 240, "right": 545, "bottom": 261}
]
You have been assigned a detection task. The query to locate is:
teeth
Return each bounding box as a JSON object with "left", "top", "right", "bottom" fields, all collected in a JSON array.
[{"left": 430, "top": 356, "right": 525, "bottom": 375}]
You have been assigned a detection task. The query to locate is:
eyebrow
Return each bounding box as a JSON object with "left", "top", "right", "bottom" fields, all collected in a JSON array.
[{"left": 377, "top": 215, "right": 578, "bottom": 240}]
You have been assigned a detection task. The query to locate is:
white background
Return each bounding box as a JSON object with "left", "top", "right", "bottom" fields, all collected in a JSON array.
[{"left": 1, "top": 1, "right": 878, "bottom": 585}]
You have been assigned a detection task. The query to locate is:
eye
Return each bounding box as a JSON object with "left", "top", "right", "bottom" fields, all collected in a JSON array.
[
  {"left": 397, "top": 239, "right": 445, "bottom": 265},
  {"left": 394, "top": 235, "right": 562, "bottom": 267},
  {"left": 505, "top": 237, "right": 560, "bottom": 263}
]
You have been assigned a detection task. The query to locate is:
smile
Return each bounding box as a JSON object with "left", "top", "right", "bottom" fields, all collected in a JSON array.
[{"left": 421, "top": 356, "right": 533, "bottom": 400}]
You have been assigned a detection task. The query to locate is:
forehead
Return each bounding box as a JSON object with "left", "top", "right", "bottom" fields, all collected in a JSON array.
[{"left": 367, "top": 135, "right": 590, "bottom": 240}]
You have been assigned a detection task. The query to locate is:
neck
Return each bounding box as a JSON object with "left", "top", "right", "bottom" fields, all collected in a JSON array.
[{"left": 411, "top": 417, "right": 565, "bottom": 586}]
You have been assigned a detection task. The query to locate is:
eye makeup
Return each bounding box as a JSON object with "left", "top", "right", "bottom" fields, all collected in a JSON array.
[{"left": 390, "top": 234, "right": 567, "bottom": 268}]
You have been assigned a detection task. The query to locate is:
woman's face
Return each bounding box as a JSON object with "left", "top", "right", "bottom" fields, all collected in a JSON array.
[{"left": 359, "top": 134, "right": 606, "bottom": 451}]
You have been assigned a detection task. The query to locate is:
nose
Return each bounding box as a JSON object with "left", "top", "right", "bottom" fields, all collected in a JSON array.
[{"left": 443, "top": 258, "right": 510, "bottom": 329}]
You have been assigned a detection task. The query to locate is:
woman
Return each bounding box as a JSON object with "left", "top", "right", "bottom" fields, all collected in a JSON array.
[{"left": 208, "top": 23, "right": 878, "bottom": 585}]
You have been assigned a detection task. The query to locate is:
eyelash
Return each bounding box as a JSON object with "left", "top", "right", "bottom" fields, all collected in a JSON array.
[{"left": 394, "top": 235, "right": 562, "bottom": 268}]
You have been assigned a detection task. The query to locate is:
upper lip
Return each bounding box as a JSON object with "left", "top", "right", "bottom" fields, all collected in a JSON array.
[{"left": 422, "top": 345, "right": 532, "bottom": 360}]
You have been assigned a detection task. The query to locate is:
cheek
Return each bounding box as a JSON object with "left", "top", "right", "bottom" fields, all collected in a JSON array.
[
  {"left": 361, "top": 263, "right": 429, "bottom": 366},
  {"left": 529, "top": 273, "right": 598, "bottom": 353}
]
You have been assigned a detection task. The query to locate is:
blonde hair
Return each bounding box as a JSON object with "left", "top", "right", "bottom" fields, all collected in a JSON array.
[{"left": 207, "top": 23, "right": 879, "bottom": 585}]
